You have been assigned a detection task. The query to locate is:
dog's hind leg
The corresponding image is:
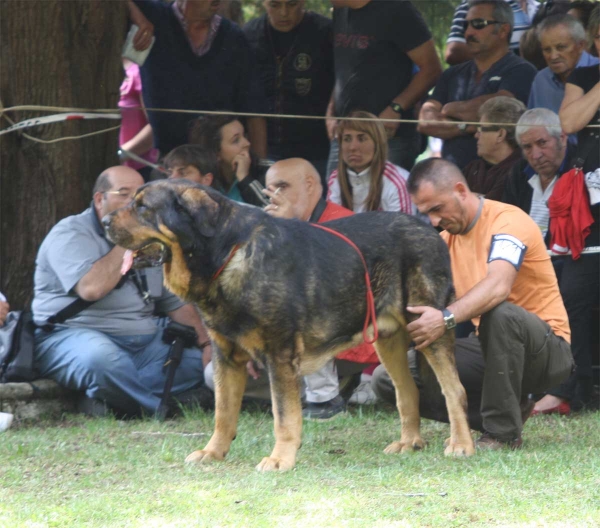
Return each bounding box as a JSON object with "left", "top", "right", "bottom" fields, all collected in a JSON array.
[
  {"left": 375, "top": 329, "right": 425, "bottom": 454},
  {"left": 419, "top": 333, "right": 475, "bottom": 457},
  {"left": 256, "top": 334, "right": 304, "bottom": 472},
  {"left": 186, "top": 338, "right": 249, "bottom": 465}
]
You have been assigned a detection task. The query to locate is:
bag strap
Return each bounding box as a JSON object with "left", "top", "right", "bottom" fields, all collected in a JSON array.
[
  {"left": 41, "top": 297, "right": 95, "bottom": 331},
  {"left": 572, "top": 138, "right": 596, "bottom": 170}
]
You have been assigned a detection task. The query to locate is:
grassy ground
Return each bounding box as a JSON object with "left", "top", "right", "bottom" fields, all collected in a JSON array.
[{"left": 1, "top": 406, "right": 598, "bottom": 528}]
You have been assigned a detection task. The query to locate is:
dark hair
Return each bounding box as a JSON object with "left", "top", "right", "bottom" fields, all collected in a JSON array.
[
  {"left": 93, "top": 171, "right": 113, "bottom": 195},
  {"left": 163, "top": 144, "right": 219, "bottom": 179},
  {"left": 188, "top": 115, "right": 239, "bottom": 157},
  {"left": 568, "top": 1, "right": 598, "bottom": 30},
  {"left": 468, "top": 0, "right": 514, "bottom": 43},
  {"left": 407, "top": 158, "right": 466, "bottom": 195}
]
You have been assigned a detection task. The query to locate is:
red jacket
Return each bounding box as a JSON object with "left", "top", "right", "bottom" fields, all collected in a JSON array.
[
  {"left": 548, "top": 168, "right": 594, "bottom": 260},
  {"left": 315, "top": 201, "right": 378, "bottom": 364}
]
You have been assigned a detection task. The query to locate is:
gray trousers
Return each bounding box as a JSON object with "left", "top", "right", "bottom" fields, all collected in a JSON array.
[{"left": 372, "top": 302, "right": 573, "bottom": 441}]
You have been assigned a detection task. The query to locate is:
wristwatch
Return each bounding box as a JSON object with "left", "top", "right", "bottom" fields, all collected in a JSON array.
[
  {"left": 442, "top": 309, "right": 457, "bottom": 331},
  {"left": 456, "top": 122, "right": 468, "bottom": 132},
  {"left": 390, "top": 102, "right": 404, "bottom": 114}
]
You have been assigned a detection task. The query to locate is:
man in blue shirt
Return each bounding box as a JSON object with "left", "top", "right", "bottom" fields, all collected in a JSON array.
[
  {"left": 419, "top": 0, "right": 537, "bottom": 169},
  {"left": 527, "top": 14, "right": 599, "bottom": 136}
]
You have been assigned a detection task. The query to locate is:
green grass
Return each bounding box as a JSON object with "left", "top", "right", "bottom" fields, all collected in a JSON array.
[{"left": 1, "top": 406, "right": 598, "bottom": 527}]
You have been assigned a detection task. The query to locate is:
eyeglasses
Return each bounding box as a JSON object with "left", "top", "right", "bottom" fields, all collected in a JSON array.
[
  {"left": 477, "top": 125, "right": 501, "bottom": 133},
  {"left": 104, "top": 189, "right": 136, "bottom": 200},
  {"left": 464, "top": 18, "right": 503, "bottom": 31}
]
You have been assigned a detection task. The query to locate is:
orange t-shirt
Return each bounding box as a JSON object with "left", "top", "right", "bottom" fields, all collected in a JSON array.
[{"left": 441, "top": 199, "right": 571, "bottom": 342}]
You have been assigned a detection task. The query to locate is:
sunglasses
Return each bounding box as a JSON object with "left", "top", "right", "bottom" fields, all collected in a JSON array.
[
  {"left": 477, "top": 125, "right": 501, "bottom": 133},
  {"left": 464, "top": 18, "right": 503, "bottom": 31}
]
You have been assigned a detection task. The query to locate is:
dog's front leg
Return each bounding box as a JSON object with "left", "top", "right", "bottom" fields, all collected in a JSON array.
[
  {"left": 256, "top": 353, "right": 303, "bottom": 472},
  {"left": 420, "top": 333, "right": 475, "bottom": 457},
  {"left": 375, "top": 330, "right": 426, "bottom": 454},
  {"left": 186, "top": 340, "right": 249, "bottom": 465}
]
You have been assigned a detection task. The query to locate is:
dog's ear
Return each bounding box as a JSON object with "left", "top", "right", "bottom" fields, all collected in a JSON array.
[{"left": 176, "top": 187, "right": 220, "bottom": 238}]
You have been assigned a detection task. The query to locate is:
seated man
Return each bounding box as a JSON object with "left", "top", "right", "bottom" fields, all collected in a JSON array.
[
  {"left": 528, "top": 13, "right": 599, "bottom": 132},
  {"left": 463, "top": 95, "right": 525, "bottom": 200},
  {"left": 419, "top": 0, "right": 537, "bottom": 170},
  {"left": 372, "top": 158, "right": 573, "bottom": 449},
  {"left": 502, "top": 108, "right": 573, "bottom": 241},
  {"left": 164, "top": 144, "right": 219, "bottom": 189},
  {"left": 203, "top": 158, "right": 378, "bottom": 420},
  {"left": 33, "top": 166, "right": 211, "bottom": 417}
]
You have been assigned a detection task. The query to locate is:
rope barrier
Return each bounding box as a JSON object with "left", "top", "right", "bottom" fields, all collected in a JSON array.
[{"left": 1, "top": 104, "right": 598, "bottom": 142}]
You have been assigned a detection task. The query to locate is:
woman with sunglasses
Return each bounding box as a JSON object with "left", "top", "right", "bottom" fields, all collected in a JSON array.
[
  {"left": 189, "top": 115, "right": 269, "bottom": 208},
  {"left": 463, "top": 96, "right": 525, "bottom": 200},
  {"left": 327, "top": 111, "right": 412, "bottom": 215}
]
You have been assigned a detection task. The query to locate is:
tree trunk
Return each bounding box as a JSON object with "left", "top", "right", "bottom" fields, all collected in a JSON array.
[{"left": 0, "top": 0, "right": 127, "bottom": 308}]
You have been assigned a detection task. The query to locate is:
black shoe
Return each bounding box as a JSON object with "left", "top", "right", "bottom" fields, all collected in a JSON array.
[
  {"left": 76, "top": 396, "right": 110, "bottom": 418},
  {"left": 476, "top": 432, "right": 523, "bottom": 451},
  {"left": 170, "top": 385, "right": 214, "bottom": 412},
  {"left": 302, "top": 395, "right": 346, "bottom": 421}
]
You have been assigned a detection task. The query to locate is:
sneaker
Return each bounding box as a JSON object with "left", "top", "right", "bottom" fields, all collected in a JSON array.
[
  {"left": 476, "top": 432, "right": 523, "bottom": 451},
  {"left": 348, "top": 380, "right": 378, "bottom": 405},
  {"left": 303, "top": 395, "right": 346, "bottom": 421}
]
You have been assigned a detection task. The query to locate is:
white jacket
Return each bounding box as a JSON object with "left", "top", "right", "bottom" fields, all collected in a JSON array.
[{"left": 327, "top": 161, "right": 412, "bottom": 214}]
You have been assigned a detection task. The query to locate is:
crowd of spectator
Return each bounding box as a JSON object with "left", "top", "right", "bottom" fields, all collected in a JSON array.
[{"left": 9, "top": 0, "right": 596, "bottom": 446}]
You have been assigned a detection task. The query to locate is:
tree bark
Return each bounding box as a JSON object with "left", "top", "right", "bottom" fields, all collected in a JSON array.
[{"left": 0, "top": 0, "right": 127, "bottom": 308}]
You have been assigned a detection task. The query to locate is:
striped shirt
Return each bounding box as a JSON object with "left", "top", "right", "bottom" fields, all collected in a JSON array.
[
  {"left": 327, "top": 161, "right": 412, "bottom": 214},
  {"left": 447, "top": 0, "right": 539, "bottom": 52},
  {"left": 527, "top": 174, "right": 557, "bottom": 238}
]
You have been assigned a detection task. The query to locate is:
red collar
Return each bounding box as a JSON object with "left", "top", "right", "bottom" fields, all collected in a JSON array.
[{"left": 211, "top": 244, "right": 242, "bottom": 282}]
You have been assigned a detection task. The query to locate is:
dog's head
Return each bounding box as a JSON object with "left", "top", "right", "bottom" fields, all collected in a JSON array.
[{"left": 104, "top": 179, "right": 223, "bottom": 270}]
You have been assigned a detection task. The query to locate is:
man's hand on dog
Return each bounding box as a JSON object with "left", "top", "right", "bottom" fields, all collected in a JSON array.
[
  {"left": 263, "top": 187, "right": 294, "bottom": 219},
  {"left": 406, "top": 306, "right": 446, "bottom": 350}
]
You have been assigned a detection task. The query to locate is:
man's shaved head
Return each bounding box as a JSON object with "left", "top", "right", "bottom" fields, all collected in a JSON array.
[
  {"left": 407, "top": 158, "right": 469, "bottom": 195},
  {"left": 265, "top": 158, "right": 322, "bottom": 221}
]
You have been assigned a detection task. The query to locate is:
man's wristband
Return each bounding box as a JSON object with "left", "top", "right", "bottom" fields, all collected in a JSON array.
[
  {"left": 442, "top": 309, "right": 456, "bottom": 331},
  {"left": 390, "top": 102, "right": 404, "bottom": 114},
  {"left": 198, "top": 340, "right": 211, "bottom": 350}
]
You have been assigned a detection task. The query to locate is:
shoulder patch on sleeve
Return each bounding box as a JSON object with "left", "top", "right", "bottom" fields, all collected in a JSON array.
[{"left": 487, "top": 233, "right": 527, "bottom": 270}]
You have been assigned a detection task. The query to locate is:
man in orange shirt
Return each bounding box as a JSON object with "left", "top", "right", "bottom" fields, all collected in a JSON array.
[{"left": 373, "top": 158, "right": 573, "bottom": 449}]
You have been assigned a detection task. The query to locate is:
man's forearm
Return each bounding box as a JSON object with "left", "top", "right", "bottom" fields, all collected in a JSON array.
[
  {"left": 418, "top": 104, "right": 464, "bottom": 140},
  {"left": 75, "top": 246, "right": 127, "bottom": 301},
  {"left": 392, "top": 64, "right": 441, "bottom": 112},
  {"left": 447, "top": 274, "right": 512, "bottom": 325},
  {"left": 443, "top": 90, "right": 514, "bottom": 122},
  {"left": 247, "top": 117, "right": 267, "bottom": 159},
  {"left": 168, "top": 304, "right": 210, "bottom": 344}
]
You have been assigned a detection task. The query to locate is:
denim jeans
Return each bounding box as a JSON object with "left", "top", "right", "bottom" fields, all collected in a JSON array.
[{"left": 35, "top": 326, "right": 204, "bottom": 415}]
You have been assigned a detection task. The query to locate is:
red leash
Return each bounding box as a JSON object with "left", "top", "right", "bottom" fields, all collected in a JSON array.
[
  {"left": 311, "top": 224, "right": 378, "bottom": 345},
  {"left": 212, "top": 244, "right": 242, "bottom": 282}
]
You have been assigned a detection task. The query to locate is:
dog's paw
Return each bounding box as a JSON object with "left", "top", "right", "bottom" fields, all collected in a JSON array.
[
  {"left": 185, "top": 449, "right": 224, "bottom": 465},
  {"left": 443, "top": 437, "right": 475, "bottom": 457},
  {"left": 255, "top": 456, "right": 294, "bottom": 472},
  {"left": 383, "top": 439, "right": 425, "bottom": 454}
]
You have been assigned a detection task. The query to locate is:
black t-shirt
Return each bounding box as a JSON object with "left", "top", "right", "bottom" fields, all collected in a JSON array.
[
  {"left": 567, "top": 66, "right": 600, "bottom": 174},
  {"left": 566, "top": 65, "right": 600, "bottom": 245},
  {"left": 332, "top": 0, "right": 431, "bottom": 137},
  {"left": 270, "top": 25, "right": 298, "bottom": 59}
]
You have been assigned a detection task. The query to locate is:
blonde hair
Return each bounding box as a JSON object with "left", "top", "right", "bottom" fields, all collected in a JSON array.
[{"left": 336, "top": 110, "right": 388, "bottom": 212}]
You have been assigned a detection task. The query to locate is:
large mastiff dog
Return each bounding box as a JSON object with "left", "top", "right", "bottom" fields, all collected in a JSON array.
[{"left": 105, "top": 180, "right": 475, "bottom": 471}]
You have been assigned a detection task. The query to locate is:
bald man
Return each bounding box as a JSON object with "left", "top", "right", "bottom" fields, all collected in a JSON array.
[
  {"left": 32, "top": 166, "right": 211, "bottom": 418},
  {"left": 204, "top": 158, "right": 377, "bottom": 420},
  {"left": 373, "top": 158, "right": 573, "bottom": 449}
]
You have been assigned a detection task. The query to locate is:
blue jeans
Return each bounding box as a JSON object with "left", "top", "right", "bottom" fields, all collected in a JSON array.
[
  {"left": 326, "top": 134, "right": 421, "bottom": 184},
  {"left": 35, "top": 326, "right": 204, "bottom": 415}
]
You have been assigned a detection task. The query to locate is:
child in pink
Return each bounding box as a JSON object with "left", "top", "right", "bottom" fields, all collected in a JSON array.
[{"left": 118, "top": 60, "right": 158, "bottom": 175}]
